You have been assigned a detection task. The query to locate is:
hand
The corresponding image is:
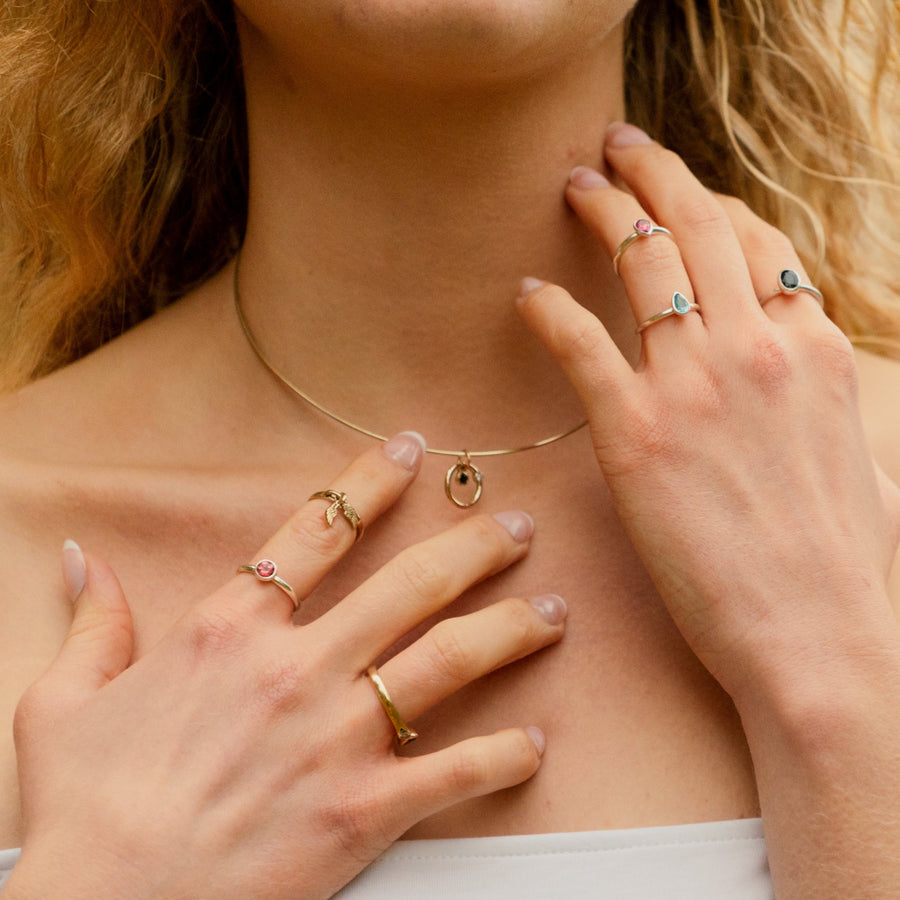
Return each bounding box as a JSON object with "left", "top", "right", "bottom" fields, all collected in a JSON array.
[
  {"left": 518, "top": 123, "right": 900, "bottom": 704},
  {"left": 8, "top": 434, "right": 564, "bottom": 900}
]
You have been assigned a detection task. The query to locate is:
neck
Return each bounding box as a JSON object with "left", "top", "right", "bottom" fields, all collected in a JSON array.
[{"left": 232, "top": 20, "right": 635, "bottom": 449}]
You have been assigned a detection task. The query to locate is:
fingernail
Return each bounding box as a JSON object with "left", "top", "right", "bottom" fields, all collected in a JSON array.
[
  {"left": 526, "top": 726, "right": 546, "bottom": 756},
  {"left": 530, "top": 593, "right": 567, "bottom": 625},
  {"left": 383, "top": 431, "right": 426, "bottom": 470},
  {"left": 62, "top": 539, "right": 86, "bottom": 602},
  {"left": 519, "top": 277, "right": 546, "bottom": 298},
  {"left": 569, "top": 166, "right": 610, "bottom": 189},
  {"left": 493, "top": 510, "right": 534, "bottom": 543},
  {"left": 605, "top": 122, "right": 653, "bottom": 148}
]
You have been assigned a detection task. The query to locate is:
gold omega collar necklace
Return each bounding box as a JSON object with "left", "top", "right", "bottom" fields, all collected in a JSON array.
[{"left": 233, "top": 252, "right": 587, "bottom": 508}]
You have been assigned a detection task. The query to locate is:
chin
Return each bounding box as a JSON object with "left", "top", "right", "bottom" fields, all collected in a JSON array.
[{"left": 235, "top": 0, "right": 636, "bottom": 88}]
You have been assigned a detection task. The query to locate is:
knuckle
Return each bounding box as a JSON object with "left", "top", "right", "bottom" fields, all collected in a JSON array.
[
  {"left": 506, "top": 728, "right": 542, "bottom": 777},
  {"left": 427, "top": 621, "right": 473, "bottom": 683},
  {"left": 626, "top": 144, "right": 673, "bottom": 183},
  {"left": 688, "top": 368, "right": 731, "bottom": 423},
  {"left": 716, "top": 193, "right": 749, "bottom": 217},
  {"left": 393, "top": 552, "right": 451, "bottom": 601},
  {"left": 743, "top": 220, "right": 795, "bottom": 260},
  {"left": 321, "top": 786, "right": 391, "bottom": 863},
  {"left": 253, "top": 657, "right": 308, "bottom": 715},
  {"left": 449, "top": 743, "right": 491, "bottom": 794},
  {"left": 555, "top": 316, "right": 607, "bottom": 368},
  {"left": 620, "top": 237, "right": 682, "bottom": 277},
  {"left": 287, "top": 504, "right": 347, "bottom": 561},
  {"left": 606, "top": 403, "right": 676, "bottom": 472},
  {"left": 678, "top": 196, "right": 732, "bottom": 239},
  {"left": 807, "top": 326, "right": 858, "bottom": 389},
  {"left": 183, "top": 608, "right": 251, "bottom": 662},
  {"left": 507, "top": 598, "right": 543, "bottom": 643},
  {"left": 742, "top": 329, "right": 793, "bottom": 396},
  {"left": 467, "top": 513, "right": 510, "bottom": 551}
]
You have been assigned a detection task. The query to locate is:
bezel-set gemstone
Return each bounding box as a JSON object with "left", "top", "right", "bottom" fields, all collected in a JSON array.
[
  {"left": 672, "top": 291, "right": 691, "bottom": 315},
  {"left": 635, "top": 218, "right": 654, "bottom": 235},
  {"left": 779, "top": 269, "right": 801, "bottom": 291},
  {"left": 255, "top": 559, "right": 276, "bottom": 580}
]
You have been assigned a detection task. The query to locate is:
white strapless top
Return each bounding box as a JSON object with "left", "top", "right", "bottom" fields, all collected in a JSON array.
[{"left": 0, "top": 818, "right": 772, "bottom": 898}]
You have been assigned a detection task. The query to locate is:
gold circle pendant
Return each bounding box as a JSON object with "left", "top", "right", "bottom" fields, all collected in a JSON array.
[{"left": 444, "top": 452, "right": 484, "bottom": 508}]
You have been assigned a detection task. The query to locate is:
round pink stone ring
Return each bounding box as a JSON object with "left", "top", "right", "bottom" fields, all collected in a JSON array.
[
  {"left": 612, "top": 218, "right": 676, "bottom": 276},
  {"left": 237, "top": 559, "right": 300, "bottom": 610}
]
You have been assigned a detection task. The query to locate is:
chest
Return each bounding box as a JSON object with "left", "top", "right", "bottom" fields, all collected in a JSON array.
[{"left": 0, "top": 450, "right": 759, "bottom": 847}]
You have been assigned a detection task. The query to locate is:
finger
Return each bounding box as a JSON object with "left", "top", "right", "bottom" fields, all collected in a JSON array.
[
  {"left": 376, "top": 594, "right": 566, "bottom": 722},
  {"left": 604, "top": 123, "right": 760, "bottom": 327},
  {"left": 43, "top": 542, "right": 134, "bottom": 702},
  {"left": 566, "top": 167, "right": 703, "bottom": 344},
  {"left": 516, "top": 279, "right": 636, "bottom": 430},
  {"left": 223, "top": 432, "right": 426, "bottom": 621},
  {"left": 716, "top": 194, "right": 826, "bottom": 324},
  {"left": 316, "top": 511, "right": 535, "bottom": 667},
  {"left": 386, "top": 727, "right": 545, "bottom": 829}
]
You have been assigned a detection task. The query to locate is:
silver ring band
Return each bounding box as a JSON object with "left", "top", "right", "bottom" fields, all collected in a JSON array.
[
  {"left": 613, "top": 219, "right": 676, "bottom": 276},
  {"left": 636, "top": 291, "right": 700, "bottom": 334},
  {"left": 762, "top": 269, "right": 824, "bottom": 308},
  {"left": 237, "top": 559, "right": 300, "bottom": 610}
]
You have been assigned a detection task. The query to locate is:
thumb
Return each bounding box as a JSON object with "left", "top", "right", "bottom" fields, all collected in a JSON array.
[{"left": 51, "top": 540, "right": 135, "bottom": 698}]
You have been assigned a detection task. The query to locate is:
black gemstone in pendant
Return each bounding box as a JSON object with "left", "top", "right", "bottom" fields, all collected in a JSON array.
[{"left": 444, "top": 456, "right": 484, "bottom": 508}]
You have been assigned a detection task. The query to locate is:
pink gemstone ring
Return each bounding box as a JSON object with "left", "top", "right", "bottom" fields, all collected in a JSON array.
[
  {"left": 237, "top": 559, "right": 300, "bottom": 610},
  {"left": 612, "top": 218, "right": 676, "bottom": 276}
]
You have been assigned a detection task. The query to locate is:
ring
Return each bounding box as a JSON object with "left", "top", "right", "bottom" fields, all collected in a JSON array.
[
  {"left": 635, "top": 291, "right": 700, "bottom": 334},
  {"left": 308, "top": 490, "right": 364, "bottom": 542},
  {"left": 613, "top": 218, "right": 676, "bottom": 276},
  {"left": 762, "top": 269, "right": 824, "bottom": 307},
  {"left": 366, "top": 666, "right": 418, "bottom": 745},
  {"left": 237, "top": 559, "right": 300, "bottom": 610}
]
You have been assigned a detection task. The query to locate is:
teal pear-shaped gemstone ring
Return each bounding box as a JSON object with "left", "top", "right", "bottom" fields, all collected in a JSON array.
[{"left": 636, "top": 291, "right": 701, "bottom": 334}]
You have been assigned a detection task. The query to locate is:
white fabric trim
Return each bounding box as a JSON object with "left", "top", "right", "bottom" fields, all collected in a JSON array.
[
  {"left": 336, "top": 818, "right": 771, "bottom": 899},
  {"left": 0, "top": 818, "right": 772, "bottom": 898}
]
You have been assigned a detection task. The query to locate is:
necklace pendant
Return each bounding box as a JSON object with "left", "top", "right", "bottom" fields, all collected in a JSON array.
[{"left": 445, "top": 452, "right": 484, "bottom": 508}]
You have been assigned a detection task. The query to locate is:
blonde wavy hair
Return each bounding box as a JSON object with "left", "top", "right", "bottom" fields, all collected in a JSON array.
[{"left": 1, "top": 0, "right": 898, "bottom": 387}]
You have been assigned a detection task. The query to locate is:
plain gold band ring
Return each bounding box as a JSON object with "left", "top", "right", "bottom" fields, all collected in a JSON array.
[{"left": 366, "top": 665, "right": 418, "bottom": 746}]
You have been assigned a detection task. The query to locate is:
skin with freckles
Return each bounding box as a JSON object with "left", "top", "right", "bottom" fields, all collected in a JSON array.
[{"left": 1, "top": 0, "right": 899, "bottom": 897}]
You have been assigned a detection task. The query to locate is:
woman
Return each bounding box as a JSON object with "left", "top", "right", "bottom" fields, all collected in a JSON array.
[{"left": 1, "top": 0, "right": 899, "bottom": 896}]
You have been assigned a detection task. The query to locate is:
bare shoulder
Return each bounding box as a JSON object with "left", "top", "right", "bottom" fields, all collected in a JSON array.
[
  {"left": 855, "top": 349, "right": 900, "bottom": 484},
  {"left": 0, "top": 267, "right": 261, "bottom": 471}
]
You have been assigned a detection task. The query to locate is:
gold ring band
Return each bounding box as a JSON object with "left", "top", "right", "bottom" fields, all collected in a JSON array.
[
  {"left": 366, "top": 665, "right": 418, "bottom": 745},
  {"left": 308, "top": 490, "right": 364, "bottom": 542}
]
